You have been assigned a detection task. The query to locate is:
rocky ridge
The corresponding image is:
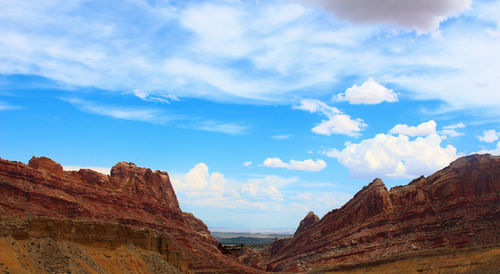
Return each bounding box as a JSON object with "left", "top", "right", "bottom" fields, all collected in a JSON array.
[
  {"left": 0, "top": 156, "right": 258, "bottom": 273},
  {"left": 249, "top": 154, "right": 500, "bottom": 272}
]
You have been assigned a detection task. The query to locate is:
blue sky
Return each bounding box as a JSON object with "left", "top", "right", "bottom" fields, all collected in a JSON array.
[{"left": 1, "top": 0, "right": 500, "bottom": 231}]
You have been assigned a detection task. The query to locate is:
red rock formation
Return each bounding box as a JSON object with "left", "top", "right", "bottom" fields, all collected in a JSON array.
[
  {"left": 0, "top": 156, "right": 258, "bottom": 273},
  {"left": 257, "top": 154, "right": 500, "bottom": 272},
  {"left": 294, "top": 211, "right": 319, "bottom": 237}
]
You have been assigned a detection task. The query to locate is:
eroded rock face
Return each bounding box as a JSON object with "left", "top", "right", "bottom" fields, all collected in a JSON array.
[
  {"left": 294, "top": 211, "right": 319, "bottom": 237},
  {"left": 256, "top": 154, "right": 500, "bottom": 272},
  {"left": 0, "top": 156, "right": 258, "bottom": 273}
]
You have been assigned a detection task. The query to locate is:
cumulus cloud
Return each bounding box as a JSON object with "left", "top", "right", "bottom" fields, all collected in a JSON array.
[
  {"left": 241, "top": 175, "right": 298, "bottom": 202},
  {"left": 171, "top": 163, "right": 226, "bottom": 194},
  {"left": 334, "top": 78, "right": 398, "bottom": 104},
  {"left": 171, "top": 163, "right": 300, "bottom": 209},
  {"left": 390, "top": 120, "right": 437, "bottom": 136},
  {"left": 243, "top": 161, "right": 252, "bottom": 167},
  {"left": 293, "top": 99, "right": 366, "bottom": 136},
  {"left": 478, "top": 129, "right": 499, "bottom": 143},
  {"left": 324, "top": 133, "right": 458, "bottom": 179},
  {"left": 63, "top": 166, "right": 111, "bottom": 175},
  {"left": 307, "top": 0, "right": 471, "bottom": 32},
  {"left": 263, "top": 157, "right": 327, "bottom": 172}
]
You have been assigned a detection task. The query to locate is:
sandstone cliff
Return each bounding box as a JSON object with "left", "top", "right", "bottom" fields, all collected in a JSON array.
[
  {"left": 0, "top": 156, "right": 258, "bottom": 273},
  {"left": 255, "top": 154, "right": 500, "bottom": 272}
]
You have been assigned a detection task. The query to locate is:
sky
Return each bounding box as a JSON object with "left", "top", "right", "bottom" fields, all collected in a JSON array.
[{"left": 1, "top": 0, "right": 500, "bottom": 232}]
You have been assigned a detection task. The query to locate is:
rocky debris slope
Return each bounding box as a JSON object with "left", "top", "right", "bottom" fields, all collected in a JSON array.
[
  {"left": 0, "top": 156, "right": 258, "bottom": 273},
  {"left": 0, "top": 216, "right": 183, "bottom": 273},
  {"left": 255, "top": 154, "right": 500, "bottom": 272}
]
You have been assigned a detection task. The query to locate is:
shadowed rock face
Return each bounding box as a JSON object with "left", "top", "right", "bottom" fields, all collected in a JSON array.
[
  {"left": 255, "top": 154, "right": 500, "bottom": 272},
  {"left": 294, "top": 211, "right": 319, "bottom": 237},
  {"left": 0, "top": 156, "right": 258, "bottom": 273}
]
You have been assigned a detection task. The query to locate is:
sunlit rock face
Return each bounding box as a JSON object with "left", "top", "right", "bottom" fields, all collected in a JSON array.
[
  {"left": 0, "top": 156, "right": 259, "bottom": 273},
  {"left": 248, "top": 154, "right": 500, "bottom": 272}
]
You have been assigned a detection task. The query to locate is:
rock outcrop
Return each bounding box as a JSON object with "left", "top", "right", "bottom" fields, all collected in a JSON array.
[
  {"left": 255, "top": 154, "right": 500, "bottom": 272},
  {"left": 0, "top": 156, "right": 258, "bottom": 273},
  {"left": 0, "top": 216, "right": 186, "bottom": 273},
  {"left": 294, "top": 211, "right": 319, "bottom": 237}
]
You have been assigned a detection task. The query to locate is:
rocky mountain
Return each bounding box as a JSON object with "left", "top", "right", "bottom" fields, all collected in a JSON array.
[
  {"left": 246, "top": 154, "right": 500, "bottom": 272},
  {"left": 0, "top": 156, "right": 258, "bottom": 273}
]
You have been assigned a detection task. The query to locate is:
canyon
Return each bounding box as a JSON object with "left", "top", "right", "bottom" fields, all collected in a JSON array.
[{"left": 0, "top": 154, "right": 499, "bottom": 273}]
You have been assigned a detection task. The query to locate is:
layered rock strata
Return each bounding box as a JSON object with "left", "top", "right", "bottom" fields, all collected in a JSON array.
[
  {"left": 255, "top": 154, "right": 500, "bottom": 272},
  {"left": 0, "top": 156, "right": 258, "bottom": 273}
]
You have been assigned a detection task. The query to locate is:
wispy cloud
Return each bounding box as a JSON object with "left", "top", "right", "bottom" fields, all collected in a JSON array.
[
  {"left": 62, "top": 97, "right": 248, "bottom": 135},
  {"left": 0, "top": 101, "right": 20, "bottom": 111},
  {"left": 193, "top": 120, "right": 249, "bottom": 135},
  {"left": 62, "top": 98, "right": 172, "bottom": 124},
  {"left": 0, "top": 0, "right": 499, "bottom": 113},
  {"left": 271, "top": 134, "right": 292, "bottom": 140},
  {"left": 133, "top": 89, "right": 179, "bottom": 104},
  {"left": 293, "top": 99, "right": 366, "bottom": 137}
]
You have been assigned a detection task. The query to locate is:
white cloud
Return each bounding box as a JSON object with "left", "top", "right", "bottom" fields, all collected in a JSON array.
[
  {"left": 241, "top": 175, "right": 298, "bottom": 202},
  {"left": 171, "top": 163, "right": 299, "bottom": 209},
  {"left": 263, "top": 157, "right": 327, "bottom": 172},
  {"left": 334, "top": 78, "right": 398, "bottom": 104},
  {"left": 438, "top": 122, "right": 466, "bottom": 139},
  {"left": 171, "top": 163, "right": 226, "bottom": 194},
  {"left": 293, "top": 98, "right": 340, "bottom": 115},
  {"left": 389, "top": 120, "right": 437, "bottom": 136},
  {"left": 293, "top": 99, "right": 366, "bottom": 136},
  {"left": 63, "top": 165, "right": 111, "bottom": 175},
  {"left": 440, "top": 129, "right": 464, "bottom": 138},
  {"left": 263, "top": 157, "right": 289, "bottom": 168},
  {"left": 290, "top": 159, "right": 327, "bottom": 171},
  {"left": 306, "top": 0, "right": 471, "bottom": 32},
  {"left": 478, "top": 129, "right": 499, "bottom": 143},
  {"left": 243, "top": 161, "right": 252, "bottom": 167},
  {"left": 324, "top": 133, "right": 458, "bottom": 179},
  {"left": 443, "top": 122, "right": 466, "bottom": 129},
  {"left": 133, "top": 89, "right": 179, "bottom": 104},
  {"left": 0, "top": 0, "right": 499, "bottom": 115}
]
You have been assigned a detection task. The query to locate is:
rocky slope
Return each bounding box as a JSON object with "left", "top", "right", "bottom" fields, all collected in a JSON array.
[
  {"left": 251, "top": 154, "right": 500, "bottom": 272},
  {"left": 0, "top": 216, "right": 183, "bottom": 273},
  {"left": 0, "top": 156, "right": 258, "bottom": 273}
]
